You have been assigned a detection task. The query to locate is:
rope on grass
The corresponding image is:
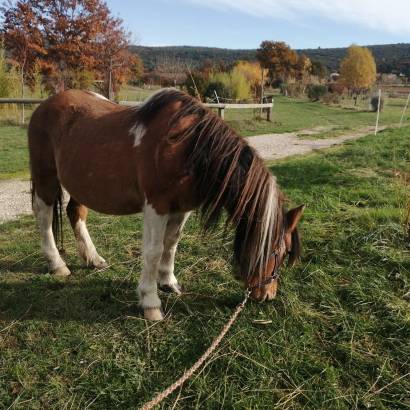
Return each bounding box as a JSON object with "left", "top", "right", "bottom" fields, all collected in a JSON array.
[{"left": 140, "top": 290, "right": 250, "bottom": 410}]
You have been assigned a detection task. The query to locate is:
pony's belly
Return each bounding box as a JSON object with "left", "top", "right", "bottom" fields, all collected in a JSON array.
[{"left": 61, "top": 177, "right": 144, "bottom": 215}]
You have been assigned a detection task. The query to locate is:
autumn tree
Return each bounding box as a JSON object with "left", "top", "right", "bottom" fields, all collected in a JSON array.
[
  {"left": 295, "top": 53, "right": 312, "bottom": 91},
  {"left": 256, "top": 41, "right": 298, "bottom": 85},
  {"left": 0, "top": 42, "right": 11, "bottom": 97},
  {"left": 92, "top": 11, "right": 136, "bottom": 98},
  {"left": 340, "top": 45, "right": 376, "bottom": 104},
  {"left": 233, "top": 60, "right": 267, "bottom": 97},
  {"left": 0, "top": 0, "right": 45, "bottom": 100},
  {"left": 1, "top": 0, "right": 141, "bottom": 97}
]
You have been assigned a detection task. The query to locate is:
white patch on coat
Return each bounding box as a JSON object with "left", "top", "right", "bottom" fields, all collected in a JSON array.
[
  {"left": 158, "top": 212, "right": 190, "bottom": 287},
  {"left": 129, "top": 88, "right": 178, "bottom": 148},
  {"left": 90, "top": 91, "right": 109, "bottom": 101},
  {"left": 130, "top": 122, "right": 146, "bottom": 147},
  {"left": 137, "top": 203, "right": 169, "bottom": 309},
  {"left": 33, "top": 194, "right": 67, "bottom": 271}
]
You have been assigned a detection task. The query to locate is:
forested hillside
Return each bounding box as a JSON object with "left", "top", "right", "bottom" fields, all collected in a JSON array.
[{"left": 131, "top": 43, "right": 410, "bottom": 74}]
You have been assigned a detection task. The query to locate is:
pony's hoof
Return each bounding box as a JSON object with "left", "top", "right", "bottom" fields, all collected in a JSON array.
[
  {"left": 52, "top": 265, "right": 71, "bottom": 277},
  {"left": 92, "top": 257, "right": 108, "bottom": 270},
  {"left": 144, "top": 308, "right": 164, "bottom": 321},
  {"left": 159, "top": 283, "right": 182, "bottom": 295}
]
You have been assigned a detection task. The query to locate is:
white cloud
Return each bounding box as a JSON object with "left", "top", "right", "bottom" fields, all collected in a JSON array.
[{"left": 186, "top": 0, "right": 410, "bottom": 35}]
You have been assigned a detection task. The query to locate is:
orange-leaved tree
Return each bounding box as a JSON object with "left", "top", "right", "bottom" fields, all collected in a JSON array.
[
  {"left": 256, "top": 41, "right": 298, "bottom": 85},
  {"left": 0, "top": 0, "right": 45, "bottom": 93}
]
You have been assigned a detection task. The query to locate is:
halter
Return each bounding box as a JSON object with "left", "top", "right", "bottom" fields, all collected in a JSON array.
[{"left": 247, "top": 249, "right": 282, "bottom": 292}]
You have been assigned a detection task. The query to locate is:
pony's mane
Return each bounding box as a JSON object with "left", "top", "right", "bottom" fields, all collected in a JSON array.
[{"left": 137, "top": 88, "right": 287, "bottom": 279}]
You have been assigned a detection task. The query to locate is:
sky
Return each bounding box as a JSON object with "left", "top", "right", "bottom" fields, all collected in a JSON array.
[{"left": 105, "top": 0, "right": 410, "bottom": 50}]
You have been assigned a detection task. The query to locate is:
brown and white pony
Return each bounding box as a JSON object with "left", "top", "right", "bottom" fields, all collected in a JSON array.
[{"left": 28, "top": 88, "right": 304, "bottom": 320}]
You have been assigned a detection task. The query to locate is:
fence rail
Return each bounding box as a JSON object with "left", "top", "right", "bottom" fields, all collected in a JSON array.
[
  {"left": 0, "top": 98, "right": 45, "bottom": 104},
  {"left": 120, "top": 101, "right": 274, "bottom": 121},
  {"left": 0, "top": 98, "right": 274, "bottom": 122}
]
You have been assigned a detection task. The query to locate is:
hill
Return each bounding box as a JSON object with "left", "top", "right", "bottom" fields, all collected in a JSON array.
[{"left": 130, "top": 43, "right": 410, "bottom": 74}]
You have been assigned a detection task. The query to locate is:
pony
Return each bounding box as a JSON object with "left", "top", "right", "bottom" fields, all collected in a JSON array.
[{"left": 28, "top": 88, "right": 304, "bottom": 321}]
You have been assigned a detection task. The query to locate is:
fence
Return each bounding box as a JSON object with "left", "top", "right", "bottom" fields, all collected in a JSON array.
[
  {"left": 119, "top": 101, "right": 274, "bottom": 121},
  {"left": 0, "top": 98, "right": 274, "bottom": 122}
]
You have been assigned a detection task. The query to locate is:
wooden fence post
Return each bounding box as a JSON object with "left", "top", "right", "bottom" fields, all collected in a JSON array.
[
  {"left": 374, "top": 89, "right": 381, "bottom": 135},
  {"left": 218, "top": 107, "right": 225, "bottom": 119}
]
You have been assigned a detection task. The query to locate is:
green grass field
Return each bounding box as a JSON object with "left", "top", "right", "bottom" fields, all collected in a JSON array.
[
  {"left": 0, "top": 125, "right": 409, "bottom": 408},
  {"left": 226, "top": 95, "right": 410, "bottom": 137},
  {"left": 0, "top": 125, "right": 29, "bottom": 180}
]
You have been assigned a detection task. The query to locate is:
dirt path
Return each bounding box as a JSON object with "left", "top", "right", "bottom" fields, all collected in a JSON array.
[
  {"left": 248, "top": 125, "right": 378, "bottom": 160},
  {"left": 0, "top": 179, "right": 32, "bottom": 223},
  {"left": 0, "top": 126, "right": 378, "bottom": 223}
]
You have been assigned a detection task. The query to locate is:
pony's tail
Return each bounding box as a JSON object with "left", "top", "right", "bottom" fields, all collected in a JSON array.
[
  {"left": 52, "top": 186, "right": 64, "bottom": 252},
  {"left": 31, "top": 180, "right": 65, "bottom": 252}
]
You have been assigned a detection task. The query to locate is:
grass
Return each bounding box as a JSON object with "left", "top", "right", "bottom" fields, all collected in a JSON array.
[
  {"left": 296, "top": 126, "right": 352, "bottom": 140},
  {"left": 226, "top": 95, "right": 410, "bottom": 137},
  {"left": 0, "top": 126, "right": 409, "bottom": 409},
  {"left": 0, "top": 124, "right": 29, "bottom": 180}
]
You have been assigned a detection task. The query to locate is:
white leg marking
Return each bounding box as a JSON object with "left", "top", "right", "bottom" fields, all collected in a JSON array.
[
  {"left": 158, "top": 212, "right": 190, "bottom": 290},
  {"left": 130, "top": 123, "right": 146, "bottom": 147},
  {"left": 138, "top": 203, "right": 169, "bottom": 315},
  {"left": 33, "top": 194, "right": 70, "bottom": 275},
  {"left": 74, "top": 219, "right": 107, "bottom": 268}
]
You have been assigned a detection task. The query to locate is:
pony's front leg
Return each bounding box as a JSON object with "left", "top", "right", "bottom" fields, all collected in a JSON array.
[
  {"left": 138, "top": 204, "right": 169, "bottom": 321},
  {"left": 158, "top": 212, "right": 190, "bottom": 294}
]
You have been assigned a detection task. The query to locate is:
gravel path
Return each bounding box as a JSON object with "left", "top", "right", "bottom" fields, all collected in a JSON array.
[
  {"left": 247, "top": 126, "right": 378, "bottom": 160},
  {"left": 0, "top": 179, "right": 32, "bottom": 223},
  {"left": 0, "top": 126, "right": 377, "bottom": 223}
]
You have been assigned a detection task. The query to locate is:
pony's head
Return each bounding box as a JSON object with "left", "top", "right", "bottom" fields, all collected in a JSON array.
[{"left": 244, "top": 205, "right": 304, "bottom": 302}]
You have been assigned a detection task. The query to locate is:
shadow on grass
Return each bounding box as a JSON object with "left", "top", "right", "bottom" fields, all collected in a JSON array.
[{"left": 0, "top": 272, "right": 242, "bottom": 323}]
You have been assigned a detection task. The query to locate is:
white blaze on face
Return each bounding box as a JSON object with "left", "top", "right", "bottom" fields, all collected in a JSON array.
[{"left": 130, "top": 123, "right": 146, "bottom": 147}]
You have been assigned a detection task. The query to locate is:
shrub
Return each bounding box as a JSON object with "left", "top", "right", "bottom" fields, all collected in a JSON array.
[
  {"left": 210, "top": 70, "right": 251, "bottom": 101},
  {"left": 321, "top": 93, "right": 341, "bottom": 105},
  {"left": 229, "top": 69, "right": 251, "bottom": 100},
  {"left": 283, "top": 83, "right": 304, "bottom": 98},
  {"left": 183, "top": 71, "right": 209, "bottom": 99},
  {"left": 328, "top": 83, "right": 348, "bottom": 95},
  {"left": 370, "top": 95, "right": 384, "bottom": 112},
  {"left": 307, "top": 84, "right": 328, "bottom": 101},
  {"left": 204, "top": 81, "right": 232, "bottom": 101},
  {"left": 279, "top": 83, "right": 288, "bottom": 96}
]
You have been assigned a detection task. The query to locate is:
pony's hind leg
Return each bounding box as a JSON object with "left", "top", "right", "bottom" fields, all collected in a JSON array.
[
  {"left": 158, "top": 212, "right": 190, "bottom": 294},
  {"left": 66, "top": 198, "right": 107, "bottom": 269},
  {"left": 33, "top": 192, "right": 71, "bottom": 277},
  {"left": 138, "top": 203, "right": 169, "bottom": 321}
]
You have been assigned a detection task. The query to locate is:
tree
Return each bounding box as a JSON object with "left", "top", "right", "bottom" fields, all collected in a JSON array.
[
  {"left": 295, "top": 53, "right": 312, "bottom": 92},
  {"left": 1, "top": 0, "right": 45, "bottom": 120},
  {"left": 340, "top": 45, "right": 376, "bottom": 103},
  {"left": 93, "top": 10, "right": 135, "bottom": 98},
  {"left": 0, "top": 42, "right": 11, "bottom": 97},
  {"left": 1, "top": 0, "right": 140, "bottom": 97},
  {"left": 1, "top": 0, "right": 45, "bottom": 90},
  {"left": 233, "top": 60, "right": 267, "bottom": 97},
  {"left": 256, "top": 41, "right": 298, "bottom": 85}
]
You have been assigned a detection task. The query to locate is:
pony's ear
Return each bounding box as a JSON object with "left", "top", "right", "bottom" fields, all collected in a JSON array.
[{"left": 286, "top": 205, "right": 305, "bottom": 233}]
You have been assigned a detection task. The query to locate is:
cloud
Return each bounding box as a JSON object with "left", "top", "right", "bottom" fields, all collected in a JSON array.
[{"left": 185, "top": 0, "right": 410, "bottom": 35}]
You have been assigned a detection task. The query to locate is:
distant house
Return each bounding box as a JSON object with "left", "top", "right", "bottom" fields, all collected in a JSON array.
[
  {"left": 329, "top": 72, "right": 340, "bottom": 82},
  {"left": 379, "top": 73, "right": 401, "bottom": 84}
]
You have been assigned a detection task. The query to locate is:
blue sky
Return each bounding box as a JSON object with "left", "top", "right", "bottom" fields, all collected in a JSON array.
[{"left": 105, "top": 0, "right": 410, "bottom": 50}]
